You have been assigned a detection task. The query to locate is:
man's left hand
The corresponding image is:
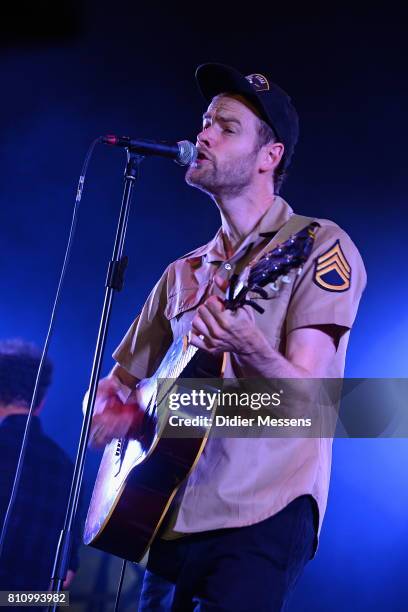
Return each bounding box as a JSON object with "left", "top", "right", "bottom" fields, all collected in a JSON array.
[{"left": 189, "top": 294, "right": 263, "bottom": 355}]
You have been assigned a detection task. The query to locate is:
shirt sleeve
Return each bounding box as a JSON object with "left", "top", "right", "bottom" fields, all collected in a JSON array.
[
  {"left": 285, "top": 222, "right": 367, "bottom": 336},
  {"left": 112, "top": 266, "right": 173, "bottom": 379}
]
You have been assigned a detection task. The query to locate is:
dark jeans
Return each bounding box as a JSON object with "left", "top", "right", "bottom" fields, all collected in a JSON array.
[{"left": 139, "top": 495, "right": 317, "bottom": 611}]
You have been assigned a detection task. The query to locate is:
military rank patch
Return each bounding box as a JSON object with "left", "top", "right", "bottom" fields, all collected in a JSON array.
[{"left": 313, "top": 240, "right": 351, "bottom": 292}]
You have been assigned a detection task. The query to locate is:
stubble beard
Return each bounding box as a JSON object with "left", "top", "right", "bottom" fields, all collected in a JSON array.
[{"left": 185, "top": 151, "right": 258, "bottom": 198}]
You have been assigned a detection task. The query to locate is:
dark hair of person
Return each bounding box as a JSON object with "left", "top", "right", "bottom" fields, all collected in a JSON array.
[
  {"left": 255, "top": 118, "right": 288, "bottom": 194},
  {"left": 0, "top": 339, "right": 53, "bottom": 409}
]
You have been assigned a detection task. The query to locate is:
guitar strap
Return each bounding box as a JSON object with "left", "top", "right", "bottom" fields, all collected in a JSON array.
[{"left": 235, "top": 213, "right": 317, "bottom": 275}]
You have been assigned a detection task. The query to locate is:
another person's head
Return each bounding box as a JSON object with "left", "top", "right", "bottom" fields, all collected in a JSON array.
[
  {"left": 186, "top": 63, "right": 299, "bottom": 198},
  {"left": 0, "top": 339, "right": 53, "bottom": 414}
]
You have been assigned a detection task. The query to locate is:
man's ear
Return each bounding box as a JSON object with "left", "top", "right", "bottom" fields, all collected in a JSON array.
[{"left": 259, "top": 142, "right": 284, "bottom": 173}]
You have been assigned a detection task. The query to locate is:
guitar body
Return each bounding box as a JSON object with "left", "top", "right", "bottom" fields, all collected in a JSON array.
[
  {"left": 83, "top": 223, "right": 318, "bottom": 562},
  {"left": 84, "top": 337, "right": 221, "bottom": 562},
  {"left": 84, "top": 420, "right": 208, "bottom": 562}
]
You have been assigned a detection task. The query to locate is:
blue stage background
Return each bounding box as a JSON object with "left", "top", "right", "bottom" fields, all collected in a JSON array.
[{"left": 1, "top": 3, "right": 407, "bottom": 609}]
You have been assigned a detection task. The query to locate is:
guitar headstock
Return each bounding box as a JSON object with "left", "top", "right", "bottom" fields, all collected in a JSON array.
[{"left": 225, "top": 222, "right": 318, "bottom": 313}]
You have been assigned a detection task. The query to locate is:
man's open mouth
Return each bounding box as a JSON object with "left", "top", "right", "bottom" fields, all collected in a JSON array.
[{"left": 197, "top": 150, "right": 211, "bottom": 161}]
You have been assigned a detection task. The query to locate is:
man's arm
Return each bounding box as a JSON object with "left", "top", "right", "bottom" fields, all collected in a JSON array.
[
  {"left": 189, "top": 294, "right": 338, "bottom": 378},
  {"left": 189, "top": 298, "right": 342, "bottom": 420},
  {"left": 233, "top": 325, "right": 338, "bottom": 379}
]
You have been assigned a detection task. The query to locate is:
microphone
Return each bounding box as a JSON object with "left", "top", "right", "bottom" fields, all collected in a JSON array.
[{"left": 101, "top": 135, "right": 197, "bottom": 166}]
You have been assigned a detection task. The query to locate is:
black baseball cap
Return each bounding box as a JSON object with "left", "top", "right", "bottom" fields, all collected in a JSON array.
[{"left": 195, "top": 63, "right": 299, "bottom": 170}]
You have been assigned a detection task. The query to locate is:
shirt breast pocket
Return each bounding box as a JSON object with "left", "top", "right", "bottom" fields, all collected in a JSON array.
[{"left": 164, "top": 282, "right": 210, "bottom": 328}]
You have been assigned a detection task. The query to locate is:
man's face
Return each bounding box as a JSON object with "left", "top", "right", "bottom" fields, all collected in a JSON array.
[{"left": 185, "top": 94, "right": 262, "bottom": 198}]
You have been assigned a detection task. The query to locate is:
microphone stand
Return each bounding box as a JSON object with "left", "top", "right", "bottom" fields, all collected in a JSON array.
[{"left": 48, "top": 150, "right": 144, "bottom": 610}]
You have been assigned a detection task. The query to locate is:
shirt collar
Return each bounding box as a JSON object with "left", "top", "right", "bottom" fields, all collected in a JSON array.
[{"left": 187, "top": 196, "right": 294, "bottom": 266}]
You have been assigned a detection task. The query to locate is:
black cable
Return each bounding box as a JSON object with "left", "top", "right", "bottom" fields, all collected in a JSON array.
[
  {"left": 114, "top": 560, "right": 127, "bottom": 612},
  {"left": 0, "top": 136, "right": 102, "bottom": 561}
]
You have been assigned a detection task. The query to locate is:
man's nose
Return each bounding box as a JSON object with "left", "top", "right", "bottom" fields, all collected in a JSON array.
[{"left": 197, "top": 126, "right": 213, "bottom": 148}]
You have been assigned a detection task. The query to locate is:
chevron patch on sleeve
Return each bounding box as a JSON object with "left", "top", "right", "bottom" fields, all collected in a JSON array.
[{"left": 313, "top": 240, "right": 351, "bottom": 292}]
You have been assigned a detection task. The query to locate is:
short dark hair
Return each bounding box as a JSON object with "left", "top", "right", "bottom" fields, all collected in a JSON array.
[
  {"left": 255, "top": 118, "right": 287, "bottom": 194},
  {"left": 0, "top": 339, "right": 53, "bottom": 409}
]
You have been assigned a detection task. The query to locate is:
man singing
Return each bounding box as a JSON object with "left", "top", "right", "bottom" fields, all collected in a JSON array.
[{"left": 89, "top": 63, "right": 366, "bottom": 610}]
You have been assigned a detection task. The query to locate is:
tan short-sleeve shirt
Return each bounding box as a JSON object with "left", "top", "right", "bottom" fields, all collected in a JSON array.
[{"left": 113, "top": 196, "right": 367, "bottom": 556}]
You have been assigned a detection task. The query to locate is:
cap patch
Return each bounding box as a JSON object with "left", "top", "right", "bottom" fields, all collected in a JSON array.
[
  {"left": 245, "top": 73, "right": 270, "bottom": 92},
  {"left": 313, "top": 240, "right": 351, "bottom": 292}
]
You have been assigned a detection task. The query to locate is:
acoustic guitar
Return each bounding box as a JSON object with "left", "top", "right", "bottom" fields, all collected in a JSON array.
[{"left": 84, "top": 222, "right": 317, "bottom": 562}]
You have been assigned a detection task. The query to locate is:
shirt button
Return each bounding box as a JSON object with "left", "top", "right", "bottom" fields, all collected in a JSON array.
[{"left": 224, "top": 263, "right": 232, "bottom": 270}]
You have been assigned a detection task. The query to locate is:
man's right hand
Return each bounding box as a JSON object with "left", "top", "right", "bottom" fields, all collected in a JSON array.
[{"left": 85, "top": 368, "right": 143, "bottom": 448}]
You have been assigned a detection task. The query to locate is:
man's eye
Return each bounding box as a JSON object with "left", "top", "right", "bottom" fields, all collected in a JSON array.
[{"left": 223, "top": 128, "right": 234, "bottom": 134}]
